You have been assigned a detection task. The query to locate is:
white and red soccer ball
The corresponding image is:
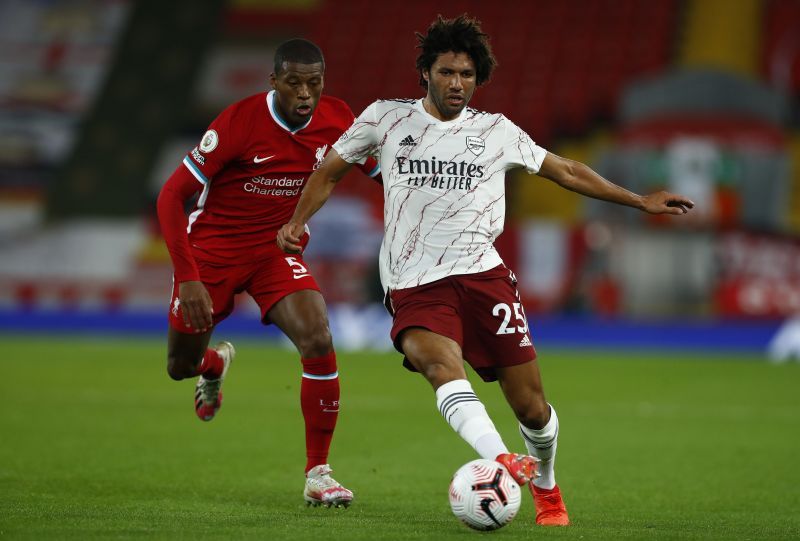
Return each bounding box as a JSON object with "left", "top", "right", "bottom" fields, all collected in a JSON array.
[{"left": 448, "top": 459, "right": 522, "bottom": 530}]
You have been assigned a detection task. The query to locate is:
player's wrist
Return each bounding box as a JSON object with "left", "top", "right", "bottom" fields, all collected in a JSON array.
[
  {"left": 632, "top": 194, "right": 647, "bottom": 212},
  {"left": 288, "top": 219, "right": 307, "bottom": 230}
]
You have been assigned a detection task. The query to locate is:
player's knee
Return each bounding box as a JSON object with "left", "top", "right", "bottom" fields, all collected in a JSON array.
[
  {"left": 296, "top": 324, "right": 333, "bottom": 359},
  {"left": 166, "top": 355, "right": 194, "bottom": 381},
  {"left": 417, "top": 358, "right": 463, "bottom": 388},
  {"left": 515, "top": 397, "right": 550, "bottom": 429}
]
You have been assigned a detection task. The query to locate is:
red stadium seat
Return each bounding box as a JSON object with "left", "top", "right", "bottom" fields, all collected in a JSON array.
[{"left": 226, "top": 0, "right": 681, "bottom": 138}]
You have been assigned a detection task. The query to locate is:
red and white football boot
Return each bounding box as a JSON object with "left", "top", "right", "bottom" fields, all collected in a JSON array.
[
  {"left": 495, "top": 453, "right": 539, "bottom": 486},
  {"left": 304, "top": 464, "right": 354, "bottom": 508},
  {"left": 194, "top": 341, "right": 235, "bottom": 421}
]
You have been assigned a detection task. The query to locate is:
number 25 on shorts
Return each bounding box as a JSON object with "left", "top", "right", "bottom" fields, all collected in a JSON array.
[{"left": 492, "top": 302, "right": 528, "bottom": 335}]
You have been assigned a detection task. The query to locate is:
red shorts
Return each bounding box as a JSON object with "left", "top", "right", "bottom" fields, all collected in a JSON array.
[
  {"left": 169, "top": 243, "right": 319, "bottom": 333},
  {"left": 388, "top": 264, "right": 536, "bottom": 382}
]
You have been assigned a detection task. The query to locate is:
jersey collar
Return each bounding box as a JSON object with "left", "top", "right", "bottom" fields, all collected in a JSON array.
[
  {"left": 267, "top": 90, "right": 313, "bottom": 134},
  {"left": 415, "top": 98, "right": 468, "bottom": 125}
]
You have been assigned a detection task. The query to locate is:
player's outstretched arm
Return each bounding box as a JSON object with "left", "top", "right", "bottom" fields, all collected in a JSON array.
[
  {"left": 277, "top": 149, "right": 355, "bottom": 253},
  {"left": 537, "top": 152, "right": 695, "bottom": 215}
]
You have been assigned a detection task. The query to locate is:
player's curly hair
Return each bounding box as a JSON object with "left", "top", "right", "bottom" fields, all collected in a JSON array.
[
  {"left": 415, "top": 14, "right": 497, "bottom": 90},
  {"left": 274, "top": 38, "right": 325, "bottom": 74}
]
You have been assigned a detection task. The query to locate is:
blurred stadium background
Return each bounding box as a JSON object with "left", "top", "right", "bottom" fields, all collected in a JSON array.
[{"left": 1, "top": 0, "right": 800, "bottom": 359}]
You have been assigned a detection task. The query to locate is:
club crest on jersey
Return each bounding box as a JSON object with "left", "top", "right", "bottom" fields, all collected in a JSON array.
[
  {"left": 466, "top": 136, "right": 485, "bottom": 156},
  {"left": 313, "top": 144, "right": 328, "bottom": 170},
  {"left": 199, "top": 130, "right": 218, "bottom": 153}
]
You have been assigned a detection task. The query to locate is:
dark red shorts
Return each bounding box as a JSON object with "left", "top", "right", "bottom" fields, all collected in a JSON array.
[
  {"left": 388, "top": 264, "right": 536, "bottom": 382},
  {"left": 169, "top": 243, "right": 319, "bottom": 334}
]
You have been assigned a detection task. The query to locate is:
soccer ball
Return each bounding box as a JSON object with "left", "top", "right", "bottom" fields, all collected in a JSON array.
[{"left": 448, "top": 459, "right": 522, "bottom": 531}]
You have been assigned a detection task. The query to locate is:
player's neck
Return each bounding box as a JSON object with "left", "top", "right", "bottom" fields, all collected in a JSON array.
[
  {"left": 422, "top": 96, "right": 459, "bottom": 122},
  {"left": 274, "top": 104, "right": 303, "bottom": 130},
  {"left": 270, "top": 92, "right": 309, "bottom": 131}
]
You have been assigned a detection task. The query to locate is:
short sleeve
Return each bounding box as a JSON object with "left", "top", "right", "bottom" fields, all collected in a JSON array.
[
  {"left": 503, "top": 116, "right": 548, "bottom": 174},
  {"left": 333, "top": 102, "right": 380, "bottom": 164},
  {"left": 182, "top": 105, "right": 246, "bottom": 185}
]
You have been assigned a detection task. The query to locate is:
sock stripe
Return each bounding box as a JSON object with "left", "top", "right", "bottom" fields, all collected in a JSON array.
[
  {"left": 441, "top": 396, "right": 480, "bottom": 414},
  {"left": 519, "top": 425, "right": 559, "bottom": 449},
  {"left": 441, "top": 398, "right": 481, "bottom": 424},
  {"left": 438, "top": 392, "right": 478, "bottom": 416},
  {"left": 302, "top": 371, "right": 339, "bottom": 380}
]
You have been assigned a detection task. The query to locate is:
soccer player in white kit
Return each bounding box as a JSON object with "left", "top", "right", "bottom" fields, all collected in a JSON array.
[{"left": 278, "top": 15, "right": 694, "bottom": 526}]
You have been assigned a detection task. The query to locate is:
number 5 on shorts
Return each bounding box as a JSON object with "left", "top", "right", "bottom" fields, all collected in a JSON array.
[
  {"left": 492, "top": 302, "right": 528, "bottom": 335},
  {"left": 285, "top": 257, "right": 310, "bottom": 279}
]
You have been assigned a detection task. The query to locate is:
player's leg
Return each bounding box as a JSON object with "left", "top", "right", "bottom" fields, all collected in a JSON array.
[
  {"left": 166, "top": 326, "right": 214, "bottom": 380},
  {"left": 267, "top": 289, "right": 351, "bottom": 507},
  {"left": 268, "top": 290, "right": 337, "bottom": 470},
  {"left": 399, "top": 327, "right": 467, "bottom": 388},
  {"left": 166, "top": 273, "right": 236, "bottom": 421},
  {"left": 459, "top": 264, "right": 568, "bottom": 524},
  {"left": 496, "top": 360, "right": 569, "bottom": 525},
  {"left": 399, "top": 327, "right": 533, "bottom": 484},
  {"left": 392, "top": 279, "right": 520, "bottom": 467},
  {"left": 495, "top": 361, "right": 555, "bottom": 486},
  {"left": 402, "top": 328, "right": 508, "bottom": 459},
  {"left": 166, "top": 327, "right": 236, "bottom": 421}
]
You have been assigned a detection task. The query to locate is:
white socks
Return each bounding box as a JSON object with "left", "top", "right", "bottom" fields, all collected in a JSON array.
[
  {"left": 436, "top": 379, "right": 508, "bottom": 460},
  {"left": 435, "top": 379, "right": 561, "bottom": 489},
  {"left": 519, "top": 404, "right": 559, "bottom": 489}
]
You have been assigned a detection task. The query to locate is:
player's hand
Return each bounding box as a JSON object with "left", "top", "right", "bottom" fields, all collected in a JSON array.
[
  {"left": 178, "top": 281, "right": 214, "bottom": 333},
  {"left": 277, "top": 222, "right": 305, "bottom": 254},
  {"left": 640, "top": 191, "right": 695, "bottom": 215}
]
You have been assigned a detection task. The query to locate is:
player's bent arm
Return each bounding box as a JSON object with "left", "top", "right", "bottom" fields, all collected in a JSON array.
[
  {"left": 278, "top": 150, "right": 355, "bottom": 253},
  {"left": 157, "top": 166, "right": 214, "bottom": 331},
  {"left": 537, "top": 152, "right": 695, "bottom": 215},
  {"left": 156, "top": 166, "right": 204, "bottom": 282}
]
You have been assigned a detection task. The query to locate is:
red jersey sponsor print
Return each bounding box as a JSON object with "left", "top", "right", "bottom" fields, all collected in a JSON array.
[{"left": 179, "top": 91, "right": 379, "bottom": 266}]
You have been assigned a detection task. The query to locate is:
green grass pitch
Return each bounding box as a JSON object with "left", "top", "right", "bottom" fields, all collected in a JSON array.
[{"left": 1, "top": 336, "right": 798, "bottom": 540}]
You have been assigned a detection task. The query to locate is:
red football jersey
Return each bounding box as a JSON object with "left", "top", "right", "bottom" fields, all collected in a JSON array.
[{"left": 179, "top": 90, "right": 379, "bottom": 266}]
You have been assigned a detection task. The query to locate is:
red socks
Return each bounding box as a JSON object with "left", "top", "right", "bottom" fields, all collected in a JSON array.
[
  {"left": 197, "top": 348, "right": 338, "bottom": 472},
  {"left": 300, "top": 352, "right": 340, "bottom": 473},
  {"left": 197, "top": 348, "right": 224, "bottom": 379}
]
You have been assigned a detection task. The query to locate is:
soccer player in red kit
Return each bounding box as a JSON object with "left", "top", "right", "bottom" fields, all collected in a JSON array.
[{"left": 157, "top": 39, "right": 379, "bottom": 508}]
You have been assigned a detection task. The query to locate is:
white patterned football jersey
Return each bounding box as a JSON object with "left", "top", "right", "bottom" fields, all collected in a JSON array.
[{"left": 333, "top": 98, "right": 548, "bottom": 291}]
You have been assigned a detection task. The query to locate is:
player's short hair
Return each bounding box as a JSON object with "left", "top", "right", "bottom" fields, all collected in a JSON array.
[
  {"left": 415, "top": 14, "right": 497, "bottom": 89},
  {"left": 273, "top": 38, "right": 325, "bottom": 74}
]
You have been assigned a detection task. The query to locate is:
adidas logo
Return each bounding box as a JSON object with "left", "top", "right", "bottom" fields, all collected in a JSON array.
[
  {"left": 399, "top": 135, "right": 416, "bottom": 146},
  {"left": 519, "top": 335, "right": 532, "bottom": 348}
]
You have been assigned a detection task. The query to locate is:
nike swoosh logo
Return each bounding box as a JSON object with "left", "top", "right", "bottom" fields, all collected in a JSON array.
[{"left": 253, "top": 155, "right": 275, "bottom": 163}]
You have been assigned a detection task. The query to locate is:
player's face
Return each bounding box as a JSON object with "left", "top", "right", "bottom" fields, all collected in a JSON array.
[
  {"left": 270, "top": 61, "right": 324, "bottom": 128},
  {"left": 422, "top": 52, "right": 476, "bottom": 121}
]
